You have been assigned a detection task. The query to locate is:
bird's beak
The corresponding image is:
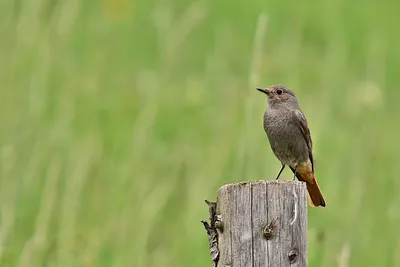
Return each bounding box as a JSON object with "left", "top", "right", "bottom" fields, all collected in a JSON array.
[{"left": 256, "top": 87, "right": 270, "bottom": 96}]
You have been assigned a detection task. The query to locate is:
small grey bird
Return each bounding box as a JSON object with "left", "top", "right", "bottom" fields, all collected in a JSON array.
[{"left": 257, "top": 85, "right": 326, "bottom": 207}]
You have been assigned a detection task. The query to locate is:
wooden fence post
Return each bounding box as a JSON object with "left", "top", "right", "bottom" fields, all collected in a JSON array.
[{"left": 202, "top": 180, "right": 308, "bottom": 267}]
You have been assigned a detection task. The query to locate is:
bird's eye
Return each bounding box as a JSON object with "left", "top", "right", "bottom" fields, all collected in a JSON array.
[{"left": 276, "top": 89, "right": 283, "bottom": 95}]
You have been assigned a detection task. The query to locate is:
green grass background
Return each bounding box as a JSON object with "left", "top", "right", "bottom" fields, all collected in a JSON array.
[{"left": 1, "top": 0, "right": 400, "bottom": 266}]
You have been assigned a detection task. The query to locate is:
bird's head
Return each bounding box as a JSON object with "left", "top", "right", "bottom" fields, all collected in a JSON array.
[{"left": 256, "top": 85, "right": 299, "bottom": 108}]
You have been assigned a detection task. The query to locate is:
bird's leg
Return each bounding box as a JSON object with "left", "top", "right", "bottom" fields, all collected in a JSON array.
[
  {"left": 276, "top": 164, "right": 285, "bottom": 180},
  {"left": 292, "top": 164, "right": 298, "bottom": 181}
]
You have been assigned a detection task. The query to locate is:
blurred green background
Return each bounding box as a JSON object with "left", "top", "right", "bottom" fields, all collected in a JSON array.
[{"left": 1, "top": 0, "right": 400, "bottom": 266}]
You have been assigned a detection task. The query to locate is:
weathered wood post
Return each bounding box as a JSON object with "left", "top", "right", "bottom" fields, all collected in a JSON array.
[{"left": 202, "top": 180, "right": 308, "bottom": 267}]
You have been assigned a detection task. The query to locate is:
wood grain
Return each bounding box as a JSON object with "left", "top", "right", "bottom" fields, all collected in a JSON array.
[{"left": 216, "top": 180, "right": 307, "bottom": 267}]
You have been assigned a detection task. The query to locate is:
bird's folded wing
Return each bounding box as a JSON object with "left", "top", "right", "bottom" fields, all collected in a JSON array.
[{"left": 291, "top": 109, "right": 314, "bottom": 171}]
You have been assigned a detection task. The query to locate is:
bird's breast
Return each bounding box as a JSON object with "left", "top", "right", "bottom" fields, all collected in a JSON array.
[{"left": 263, "top": 110, "right": 308, "bottom": 164}]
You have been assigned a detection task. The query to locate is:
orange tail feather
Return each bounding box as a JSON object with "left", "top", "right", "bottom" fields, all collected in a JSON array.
[{"left": 297, "top": 172, "right": 326, "bottom": 207}]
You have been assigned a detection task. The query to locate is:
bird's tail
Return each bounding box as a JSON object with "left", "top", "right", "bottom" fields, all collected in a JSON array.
[
  {"left": 292, "top": 169, "right": 326, "bottom": 207},
  {"left": 305, "top": 176, "right": 326, "bottom": 207}
]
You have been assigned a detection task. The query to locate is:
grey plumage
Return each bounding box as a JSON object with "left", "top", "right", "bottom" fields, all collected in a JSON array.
[
  {"left": 262, "top": 85, "right": 310, "bottom": 167},
  {"left": 257, "top": 84, "right": 326, "bottom": 207}
]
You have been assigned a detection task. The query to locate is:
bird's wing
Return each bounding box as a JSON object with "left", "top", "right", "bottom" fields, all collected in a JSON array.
[{"left": 292, "top": 109, "right": 314, "bottom": 171}]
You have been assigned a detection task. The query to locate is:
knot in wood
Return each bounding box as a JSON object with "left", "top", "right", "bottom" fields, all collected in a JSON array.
[
  {"left": 263, "top": 226, "right": 273, "bottom": 240},
  {"left": 288, "top": 250, "right": 298, "bottom": 263},
  {"left": 263, "top": 218, "right": 278, "bottom": 240}
]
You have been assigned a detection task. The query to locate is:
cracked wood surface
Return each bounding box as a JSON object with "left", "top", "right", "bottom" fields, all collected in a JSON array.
[{"left": 216, "top": 180, "right": 307, "bottom": 267}]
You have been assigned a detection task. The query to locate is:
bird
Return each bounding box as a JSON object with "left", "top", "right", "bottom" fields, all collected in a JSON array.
[{"left": 257, "top": 84, "right": 326, "bottom": 207}]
